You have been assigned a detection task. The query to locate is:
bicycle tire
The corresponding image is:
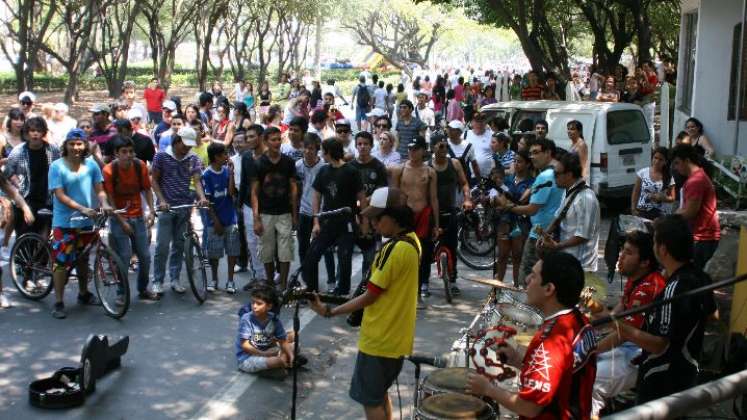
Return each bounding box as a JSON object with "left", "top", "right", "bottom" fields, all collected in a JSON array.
[
  {"left": 93, "top": 246, "right": 130, "bottom": 319},
  {"left": 457, "top": 240, "right": 497, "bottom": 271},
  {"left": 185, "top": 235, "right": 208, "bottom": 304},
  {"left": 9, "top": 233, "right": 54, "bottom": 300},
  {"left": 458, "top": 224, "right": 495, "bottom": 256},
  {"left": 439, "top": 252, "right": 453, "bottom": 304}
]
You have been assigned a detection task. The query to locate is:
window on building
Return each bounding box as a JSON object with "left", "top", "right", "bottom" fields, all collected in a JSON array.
[
  {"left": 729, "top": 23, "right": 747, "bottom": 120},
  {"left": 679, "top": 11, "right": 698, "bottom": 114}
]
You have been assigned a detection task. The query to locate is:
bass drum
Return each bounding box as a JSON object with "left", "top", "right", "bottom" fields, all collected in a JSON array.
[{"left": 417, "top": 393, "right": 495, "bottom": 420}]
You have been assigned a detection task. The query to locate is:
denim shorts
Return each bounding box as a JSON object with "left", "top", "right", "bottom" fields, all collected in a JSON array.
[
  {"left": 238, "top": 356, "right": 269, "bottom": 373},
  {"left": 206, "top": 225, "right": 241, "bottom": 259},
  {"left": 349, "top": 351, "right": 404, "bottom": 407}
]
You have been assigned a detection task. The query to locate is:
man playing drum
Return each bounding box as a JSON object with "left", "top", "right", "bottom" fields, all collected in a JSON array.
[{"left": 467, "top": 251, "right": 597, "bottom": 419}]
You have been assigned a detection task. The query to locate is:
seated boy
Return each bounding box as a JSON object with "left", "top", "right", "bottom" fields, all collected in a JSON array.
[{"left": 235, "top": 286, "right": 295, "bottom": 374}]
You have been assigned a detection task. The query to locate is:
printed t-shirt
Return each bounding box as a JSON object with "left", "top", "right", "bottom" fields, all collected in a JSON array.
[
  {"left": 621, "top": 271, "right": 666, "bottom": 329},
  {"left": 280, "top": 142, "right": 304, "bottom": 162},
  {"left": 518, "top": 309, "right": 596, "bottom": 420},
  {"left": 202, "top": 166, "right": 237, "bottom": 226},
  {"left": 235, "top": 310, "right": 287, "bottom": 363},
  {"left": 359, "top": 232, "right": 421, "bottom": 358},
  {"left": 528, "top": 167, "right": 564, "bottom": 239},
  {"left": 296, "top": 158, "right": 325, "bottom": 216},
  {"left": 350, "top": 158, "right": 388, "bottom": 197},
  {"left": 682, "top": 167, "right": 720, "bottom": 241},
  {"left": 255, "top": 153, "right": 296, "bottom": 215},
  {"left": 48, "top": 157, "right": 103, "bottom": 229},
  {"left": 312, "top": 163, "right": 363, "bottom": 212},
  {"left": 103, "top": 159, "right": 151, "bottom": 218},
  {"left": 152, "top": 148, "right": 203, "bottom": 206}
]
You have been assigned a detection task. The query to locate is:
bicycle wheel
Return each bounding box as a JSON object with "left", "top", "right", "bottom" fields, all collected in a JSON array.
[
  {"left": 10, "top": 233, "right": 54, "bottom": 300},
  {"left": 457, "top": 234, "right": 497, "bottom": 271},
  {"left": 458, "top": 220, "right": 495, "bottom": 256},
  {"left": 93, "top": 246, "right": 130, "bottom": 319},
  {"left": 184, "top": 234, "right": 208, "bottom": 304},
  {"left": 438, "top": 252, "right": 453, "bottom": 304}
]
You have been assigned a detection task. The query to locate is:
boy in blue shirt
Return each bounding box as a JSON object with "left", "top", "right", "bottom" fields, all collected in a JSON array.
[
  {"left": 235, "top": 286, "right": 295, "bottom": 373},
  {"left": 202, "top": 142, "right": 240, "bottom": 294}
]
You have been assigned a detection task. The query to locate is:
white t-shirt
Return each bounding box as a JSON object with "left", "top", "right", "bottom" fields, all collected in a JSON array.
[
  {"left": 466, "top": 129, "right": 494, "bottom": 177},
  {"left": 447, "top": 139, "right": 476, "bottom": 167},
  {"left": 374, "top": 88, "right": 388, "bottom": 110},
  {"left": 230, "top": 153, "right": 242, "bottom": 187},
  {"left": 280, "top": 142, "right": 304, "bottom": 162},
  {"left": 414, "top": 106, "right": 435, "bottom": 128}
]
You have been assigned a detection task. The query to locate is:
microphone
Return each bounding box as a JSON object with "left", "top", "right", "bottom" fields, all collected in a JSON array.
[
  {"left": 315, "top": 207, "right": 352, "bottom": 219},
  {"left": 407, "top": 353, "right": 447, "bottom": 368}
]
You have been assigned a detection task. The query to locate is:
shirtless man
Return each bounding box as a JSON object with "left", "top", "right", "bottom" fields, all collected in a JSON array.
[{"left": 392, "top": 136, "right": 438, "bottom": 304}]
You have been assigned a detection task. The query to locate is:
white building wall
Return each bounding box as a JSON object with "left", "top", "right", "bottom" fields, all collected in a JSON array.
[{"left": 675, "top": 0, "right": 747, "bottom": 156}]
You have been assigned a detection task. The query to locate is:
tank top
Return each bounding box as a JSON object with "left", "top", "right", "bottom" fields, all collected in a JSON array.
[
  {"left": 259, "top": 91, "right": 271, "bottom": 106},
  {"left": 431, "top": 158, "right": 457, "bottom": 211}
]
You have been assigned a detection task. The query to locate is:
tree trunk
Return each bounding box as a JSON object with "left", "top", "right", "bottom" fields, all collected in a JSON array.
[
  {"left": 637, "top": 11, "right": 652, "bottom": 63},
  {"left": 64, "top": 67, "right": 80, "bottom": 104},
  {"left": 314, "top": 12, "right": 322, "bottom": 80}
]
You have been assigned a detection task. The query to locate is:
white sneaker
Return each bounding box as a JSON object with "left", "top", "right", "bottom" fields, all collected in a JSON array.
[
  {"left": 226, "top": 281, "right": 236, "bottom": 294},
  {"left": 207, "top": 282, "right": 216, "bottom": 293},
  {"left": 0, "top": 292, "right": 11, "bottom": 308},
  {"left": 171, "top": 282, "right": 186, "bottom": 294},
  {"left": 152, "top": 282, "right": 164, "bottom": 296}
]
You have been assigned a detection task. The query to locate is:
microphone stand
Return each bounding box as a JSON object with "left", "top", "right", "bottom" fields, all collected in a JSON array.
[{"left": 284, "top": 266, "right": 304, "bottom": 420}]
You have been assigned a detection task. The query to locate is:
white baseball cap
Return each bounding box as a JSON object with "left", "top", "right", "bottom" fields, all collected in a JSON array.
[
  {"left": 18, "top": 91, "right": 36, "bottom": 103},
  {"left": 447, "top": 120, "right": 464, "bottom": 131},
  {"left": 177, "top": 127, "right": 198, "bottom": 147},
  {"left": 127, "top": 108, "right": 143, "bottom": 120},
  {"left": 361, "top": 187, "right": 408, "bottom": 218},
  {"left": 366, "top": 108, "right": 387, "bottom": 118},
  {"left": 53, "top": 103, "right": 69, "bottom": 113},
  {"left": 162, "top": 100, "right": 177, "bottom": 111}
]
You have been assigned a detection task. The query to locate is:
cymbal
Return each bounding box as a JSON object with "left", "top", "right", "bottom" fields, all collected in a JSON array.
[{"left": 459, "top": 275, "right": 525, "bottom": 293}]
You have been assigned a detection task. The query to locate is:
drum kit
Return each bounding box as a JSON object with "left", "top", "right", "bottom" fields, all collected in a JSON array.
[{"left": 411, "top": 277, "right": 545, "bottom": 419}]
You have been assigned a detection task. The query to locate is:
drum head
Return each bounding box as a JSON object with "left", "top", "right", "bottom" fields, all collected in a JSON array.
[
  {"left": 420, "top": 393, "right": 492, "bottom": 419},
  {"left": 425, "top": 368, "right": 475, "bottom": 393}
]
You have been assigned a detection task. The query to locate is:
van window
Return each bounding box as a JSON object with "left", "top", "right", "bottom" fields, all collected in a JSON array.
[
  {"left": 510, "top": 110, "right": 547, "bottom": 133},
  {"left": 607, "top": 110, "right": 649, "bottom": 144},
  {"left": 481, "top": 109, "right": 509, "bottom": 124}
]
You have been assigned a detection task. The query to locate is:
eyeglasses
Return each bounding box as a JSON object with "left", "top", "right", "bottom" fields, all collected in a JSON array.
[
  {"left": 336, "top": 128, "right": 350, "bottom": 133},
  {"left": 529, "top": 149, "right": 544, "bottom": 155},
  {"left": 21, "top": 102, "right": 33, "bottom": 107}
]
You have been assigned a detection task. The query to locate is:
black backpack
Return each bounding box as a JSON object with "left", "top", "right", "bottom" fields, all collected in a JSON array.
[
  {"left": 447, "top": 142, "right": 473, "bottom": 180},
  {"left": 356, "top": 84, "right": 371, "bottom": 109}
]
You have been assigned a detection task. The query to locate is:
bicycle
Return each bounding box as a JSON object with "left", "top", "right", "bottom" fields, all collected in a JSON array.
[
  {"left": 433, "top": 224, "right": 456, "bottom": 304},
  {"left": 10, "top": 208, "right": 131, "bottom": 318},
  {"left": 156, "top": 203, "right": 210, "bottom": 304},
  {"left": 457, "top": 179, "right": 500, "bottom": 271}
]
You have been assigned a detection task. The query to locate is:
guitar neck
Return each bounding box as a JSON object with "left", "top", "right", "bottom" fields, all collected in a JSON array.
[{"left": 291, "top": 291, "right": 349, "bottom": 305}]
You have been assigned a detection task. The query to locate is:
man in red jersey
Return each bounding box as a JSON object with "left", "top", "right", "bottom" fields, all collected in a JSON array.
[{"left": 467, "top": 251, "right": 596, "bottom": 419}]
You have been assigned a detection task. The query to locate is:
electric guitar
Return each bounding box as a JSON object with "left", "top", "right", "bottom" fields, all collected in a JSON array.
[{"left": 282, "top": 288, "right": 350, "bottom": 306}]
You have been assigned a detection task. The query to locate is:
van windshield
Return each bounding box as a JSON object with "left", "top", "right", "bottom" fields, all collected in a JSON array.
[
  {"left": 607, "top": 110, "right": 649, "bottom": 144},
  {"left": 481, "top": 109, "right": 509, "bottom": 124},
  {"left": 510, "top": 110, "right": 547, "bottom": 133}
]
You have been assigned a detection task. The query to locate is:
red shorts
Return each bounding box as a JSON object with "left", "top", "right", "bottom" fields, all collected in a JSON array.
[
  {"left": 414, "top": 206, "right": 433, "bottom": 239},
  {"left": 51, "top": 227, "right": 97, "bottom": 269}
]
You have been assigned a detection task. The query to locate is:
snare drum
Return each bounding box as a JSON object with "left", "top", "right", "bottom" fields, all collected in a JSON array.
[
  {"left": 496, "top": 302, "right": 543, "bottom": 347},
  {"left": 422, "top": 367, "right": 474, "bottom": 400},
  {"left": 417, "top": 393, "right": 495, "bottom": 420},
  {"left": 495, "top": 289, "right": 526, "bottom": 304}
]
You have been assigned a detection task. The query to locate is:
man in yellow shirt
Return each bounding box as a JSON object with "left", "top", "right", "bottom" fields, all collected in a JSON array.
[{"left": 310, "top": 187, "right": 420, "bottom": 420}]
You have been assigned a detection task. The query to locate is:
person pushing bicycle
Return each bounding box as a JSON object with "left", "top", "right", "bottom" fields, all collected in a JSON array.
[{"left": 48, "top": 129, "right": 114, "bottom": 319}]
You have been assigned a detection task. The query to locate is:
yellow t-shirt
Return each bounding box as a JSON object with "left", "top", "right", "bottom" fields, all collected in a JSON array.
[{"left": 358, "top": 232, "right": 421, "bottom": 358}]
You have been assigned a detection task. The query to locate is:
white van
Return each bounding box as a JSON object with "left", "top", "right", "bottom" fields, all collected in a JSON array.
[{"left": 481, "top": 100, "right": 652, "bottom": 200}]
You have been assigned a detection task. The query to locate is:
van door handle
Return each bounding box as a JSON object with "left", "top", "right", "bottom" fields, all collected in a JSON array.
[{"left": 619, "top": 147, "right": 643, "bottom": 156}]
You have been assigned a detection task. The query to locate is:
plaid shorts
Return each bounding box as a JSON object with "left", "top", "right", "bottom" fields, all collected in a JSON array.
[
  {"left": 51, "top": 227, "right": 97, "bottom": 269},
  {"left": 206, "top": 225, "right": 241, "bottom": 259}
]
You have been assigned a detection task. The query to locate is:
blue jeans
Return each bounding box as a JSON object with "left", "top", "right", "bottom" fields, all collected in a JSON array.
[
  {"left": 153, "top": 208, "right": 190, "bottom": 285},
  {"left": 302, "top": 218, "right": 355, "bottom": 294},
  {"left": 110, "top": 217, "right": 151, "bottom": 293}
]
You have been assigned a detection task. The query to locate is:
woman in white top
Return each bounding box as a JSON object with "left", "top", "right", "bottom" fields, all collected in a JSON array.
[
  {"left": 684, "top": 117, "right": 715, "bottom": 158},
  {"left": 372, "top": 130, "right": 401, "bottom": 167},
  {"left": 631, "top": 147, "right": 675, "bottom": 220}
]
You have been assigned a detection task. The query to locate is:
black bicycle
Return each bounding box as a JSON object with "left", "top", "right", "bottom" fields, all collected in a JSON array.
[
  {"left": 10, "top": 208, "right": 131, "bottom": 318},
  {"left": 457, "top": 180, "right": 500, "bottom": 270},
  {"left": 156, "top": 203, "right": 210, "bottom": 304}
]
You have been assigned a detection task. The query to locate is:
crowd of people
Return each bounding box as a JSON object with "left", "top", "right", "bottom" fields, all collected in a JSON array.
[{"left": 0, "top": 65, "right": 725, "bottom": 420}]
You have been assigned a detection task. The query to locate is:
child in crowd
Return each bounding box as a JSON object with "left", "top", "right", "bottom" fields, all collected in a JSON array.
[
  {"left": 235, "top": 286, "right": 298, "bottom": 374},
  {"left": 202, "top": 142, "right": 240, "bottom": 294}
]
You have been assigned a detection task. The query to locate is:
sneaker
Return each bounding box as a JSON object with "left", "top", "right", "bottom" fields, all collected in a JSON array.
[
  {"left": 152, "top": 282, "right": 164, "bottom": 296},
  {"left": 450, "top": 285, "right": 461, "bottom": 296},
  {"left": 417, "top": 296, "right": 427, "bottom": 310},
  {"left": 52, "top": 302, "right": 67, "bottom": 319},
  {"left": 0, "top": 292, "right": 11, "bottom": 308},
  {"left": 77, "top": 292, "right": 101, "bottom": 306},
  {"left": 171, "top": 282, "right": 186, "bottom": 294},
  {"left": 138, "top": 290, "right": 160, "bottom": 301},
  {"left": 293, "top": 354, "right": 309, "bottom": 368},
  {"left": 420, "top": 286, "right": 431, "bottom": 298},
  {"left": 235, "top": 265, "right": 248, "bottom": 273},
  {"left": 326, "top": 285, "right": 337, "bottom": 294},
  {"left": 207, "top": 282, "right": 216, "bottom": 293},
  {"left": 226, "top": 281, "right": 236, "bottom": 294}
]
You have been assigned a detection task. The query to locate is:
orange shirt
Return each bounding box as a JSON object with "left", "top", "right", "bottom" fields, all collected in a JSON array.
[{"left": 103, "top": 160, "right": 151, "bottom": 218}]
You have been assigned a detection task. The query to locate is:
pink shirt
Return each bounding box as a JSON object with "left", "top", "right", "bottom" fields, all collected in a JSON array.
[
  {"left": 683, "top": 167, "right": 720, "bottom": 241},
  {"left": 446, "top": 99, "right": 464, "bottom": 122}
]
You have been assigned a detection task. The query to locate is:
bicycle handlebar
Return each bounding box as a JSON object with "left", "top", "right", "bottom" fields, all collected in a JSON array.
[
  {"left": 69, "top": 208, "right": 128, "bottom": 222},
  {"left": 156, "top": 203, "right": 211, "bottom": 214}
]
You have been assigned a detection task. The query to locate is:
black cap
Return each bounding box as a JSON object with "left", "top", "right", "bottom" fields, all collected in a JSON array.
[{"left": 408, "top": 136, "right": 427, "bottom": 150}]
